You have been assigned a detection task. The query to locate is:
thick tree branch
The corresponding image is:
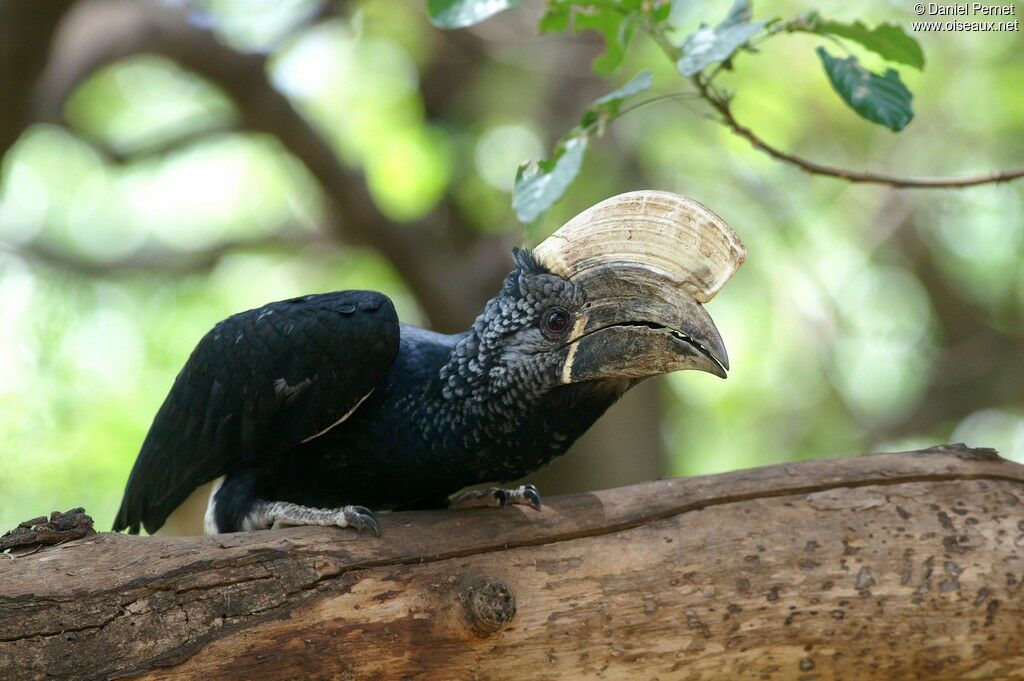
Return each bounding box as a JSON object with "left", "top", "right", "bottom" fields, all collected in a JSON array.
[
  {"left": 0, "top": 0, "right": 77, "bottom": 158},
  {"left": 2, "top": 445, "right": 1021, "bottom": 680}
]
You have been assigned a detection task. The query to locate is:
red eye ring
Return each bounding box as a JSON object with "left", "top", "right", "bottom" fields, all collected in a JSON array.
[{"left": 542, "top": 307, "right": 571, "bottom": 337}]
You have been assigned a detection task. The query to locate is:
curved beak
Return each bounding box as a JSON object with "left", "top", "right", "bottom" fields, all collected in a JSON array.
[{"left": 561, "top": 264, "right": 729, "bottom": 383}]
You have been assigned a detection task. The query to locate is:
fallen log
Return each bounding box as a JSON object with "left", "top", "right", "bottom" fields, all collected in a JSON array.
[{"left": 2, "top": 444, "right": 1022, "bottom": 680}]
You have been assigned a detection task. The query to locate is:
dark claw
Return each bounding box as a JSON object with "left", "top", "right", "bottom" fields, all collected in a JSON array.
[
  {"left": 522, "top": 485, "right": 542, "bottom": 511},
  {"left": 492, "top": 488, "right": 509, "bottom": 507},
  {"left": 349, "top": 506, "right": 382, "bottom": 537}
]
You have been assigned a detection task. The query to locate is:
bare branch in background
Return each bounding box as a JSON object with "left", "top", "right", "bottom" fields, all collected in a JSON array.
[
  {"left": 35, "top": 0, "right": 512, "bottom": 332},
  {"left": 0, "top": 0, "right": 77, "bottom": 157},
  {"left": 10, "top": 231, "right": 332, "bottom": 278},
  {"left": 75, "top": 120, "right": 240, "bottom": 165}
]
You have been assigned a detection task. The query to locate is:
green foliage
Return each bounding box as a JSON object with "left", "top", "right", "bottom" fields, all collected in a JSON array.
[
  {"left": 513, "top": 136, "right": 588, "bottom": 224},
  {"left": 512, "top": 70, "right": 652, "bottom": 223},
  {"left": 677, "top": 1, "right": 766, "bottom": 77},
  {"left": 804, "top": 15, "right": 925, "bottom": 70},
  {"left": 433, "top": 0, "right": 928, "bottom": 221},
  {"left": 426, "top": 0, "right": 519, "bottom": 29},
  {"left": 816, "top": 48, "right": 914, "bottom": 132}
]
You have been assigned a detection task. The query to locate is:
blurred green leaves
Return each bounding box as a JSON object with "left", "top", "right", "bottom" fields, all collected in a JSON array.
[
  {"left": 816, "top": 48, "right": 914, "bottom": 132},
  {"left": 537, "top": 1, "right": 669, "bottom": 74},
  {"left": 426, "top": 0, "right": 519, "bottom": 29},
  {"left": 512, "top": 70, "right": 652, "bottom": 223},
  {"left": 430, "top": 0, "right": 928, "bottom": 220}
]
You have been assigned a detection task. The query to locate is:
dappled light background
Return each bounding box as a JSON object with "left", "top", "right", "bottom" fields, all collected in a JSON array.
[{"left": 1, "top": 0, "right": 1022, "bottom": 532}]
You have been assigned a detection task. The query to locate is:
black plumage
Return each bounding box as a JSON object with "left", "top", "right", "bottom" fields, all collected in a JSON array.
[{"left": 115, "top": 247, "right": 728, "bottom": 535}]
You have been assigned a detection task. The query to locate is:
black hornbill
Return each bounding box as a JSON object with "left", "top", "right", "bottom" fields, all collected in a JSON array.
[{"left": 113, "top": 191, "right": 745, "bottom": 536}]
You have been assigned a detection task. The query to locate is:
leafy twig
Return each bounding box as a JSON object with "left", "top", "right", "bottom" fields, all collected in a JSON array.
[{"left": 644, "top": 22, "right": 1024, "bottom": 189}]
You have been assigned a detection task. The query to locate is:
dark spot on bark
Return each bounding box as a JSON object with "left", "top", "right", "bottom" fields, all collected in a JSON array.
[
  {"left": 800, "top": 658, "right": 815, "bottom": 671},
  {"left": 686, "top": 610, "right": 710, "bottom": 638},
  {"left": 831, "top": 609, "right": 845, "bottom": 620},
  {"left": 855, "top": 567, "right": 875, "bottom": 595},
  {"left": 943, "top": 535, "right": 972, "bottom": 555},
  {"left": 767, "top": 586, "right": 780, "bottom": 602},
  {"left": 974, "top": 588, "right": 989, "bottom": 606},
  {"left": 736, "top": 578, "right": 750, "bottom": 593},
  {"left": 895, "top": 506, "right": 911, "bottom": 520},
  {"left": 804, "top": 540, "right": 820, "bottom": 552},
  {"left": 937, "top": 512, "right": 955, "bottom": 531},
  {"left": 985, "top": 599, "right": 1000, "bottom": 627}
]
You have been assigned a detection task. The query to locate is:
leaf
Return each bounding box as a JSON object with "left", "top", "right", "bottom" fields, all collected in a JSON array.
[
  {"left": 512, "top": 136, "right": 589, "bottom": 223},
  {"left": 538, "top": 3, "right": 570, "bottom": 33},
  {"left": 816, "top": 47, "right": 913, "bottom": 132},
  {"left": 573, "top": 7, "right": 638, "bottom": 74},
  {"left": 510, "top": 70, "right": 650, "bottom": 224},
  {"left": 590, "top": 69, "right": 653, "bottom": 109},
  {"left": 815, "top": 19, "right": 924, "bottom": 70},
  {"left": 719, "top": 0, "right": 753, "bottom": 28},
  {"left": 676, "top": 2, "right": 765, "bottom": 77},
  {"left": 426, "top": 0, "right": 519, "bottom": 29},
  {"left": 677, "top": 20, "right": 765, "bottom": 76}
]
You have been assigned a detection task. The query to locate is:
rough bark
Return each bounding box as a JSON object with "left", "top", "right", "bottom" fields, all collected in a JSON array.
[{"left": 2, "top": 444, "right": 1022, "bottom": 680}]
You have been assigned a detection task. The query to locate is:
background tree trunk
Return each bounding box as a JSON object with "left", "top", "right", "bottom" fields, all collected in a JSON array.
[{"left": 2, "top": 444, "right": 1021, "bottom": 681}]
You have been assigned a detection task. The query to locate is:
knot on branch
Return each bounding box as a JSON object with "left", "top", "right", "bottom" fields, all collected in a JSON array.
[
  {"left": 461, "top": 577, "right": 516, "bottom": 638},
  {"left": 1, "top": 507, "right": 96, "bottom": 552}
]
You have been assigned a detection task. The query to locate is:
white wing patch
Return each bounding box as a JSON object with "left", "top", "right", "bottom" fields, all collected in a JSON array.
[
  {"left": 301, "top": 389, "right": 374, "bottom": 443},
  {"left": 203, "top": 475, "right": 227, "bottom": 535}
]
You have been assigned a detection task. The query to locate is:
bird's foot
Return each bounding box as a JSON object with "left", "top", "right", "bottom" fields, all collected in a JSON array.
[
  {"left": 449, "top": 484, "right": 542, "bottom": 511},
  {"left": 256, "top": 501, "right": 382, "bottom": 536}
]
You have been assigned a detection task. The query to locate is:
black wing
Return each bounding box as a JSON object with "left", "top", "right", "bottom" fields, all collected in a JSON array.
[{"left": 113, "top": 290, "right": 399, "bottom": 534}]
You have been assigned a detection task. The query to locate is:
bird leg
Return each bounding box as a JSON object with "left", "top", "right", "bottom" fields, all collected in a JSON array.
[
  {"left": 243, "top": 500, "right": 382, "bottom": 536},
  {"left": 448, "top": 484, "right": 542, "bottom": 511}
]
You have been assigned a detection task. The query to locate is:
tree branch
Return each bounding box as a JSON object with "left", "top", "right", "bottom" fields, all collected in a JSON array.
[
  {"left": 75, "top": 119, "right": 239, "bottom": 165},
  {"left": 36, "top": 0, "right": 512, "bottom": 332},
  {"left": 2, "top": 445, "right": 1021, "bottom": 680},
  {"left": 692, "top": 77, "right": 1024, "bottom": 189},
  {"left": 0, "top": 0, "right": 77, "bottom": 158},
  {"left": 11, "top": 231, "right": 331, "bottom": 278},
  {"left": 642, "top": 20, "right": 1024, "bottom": 190}
]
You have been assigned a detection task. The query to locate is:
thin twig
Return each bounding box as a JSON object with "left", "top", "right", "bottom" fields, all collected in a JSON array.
[{"left": 642, "top": 22, "right": 1024, "bottom": 189}]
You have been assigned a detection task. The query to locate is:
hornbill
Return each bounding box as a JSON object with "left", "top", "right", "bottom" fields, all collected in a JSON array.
[{"left": 113, "top": 191, "right": 746, "bottom": 536}]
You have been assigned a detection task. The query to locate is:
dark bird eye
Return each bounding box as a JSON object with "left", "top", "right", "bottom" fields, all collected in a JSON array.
[{"left": 541, "top": 307, "right": 571, "bottom": 338}]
